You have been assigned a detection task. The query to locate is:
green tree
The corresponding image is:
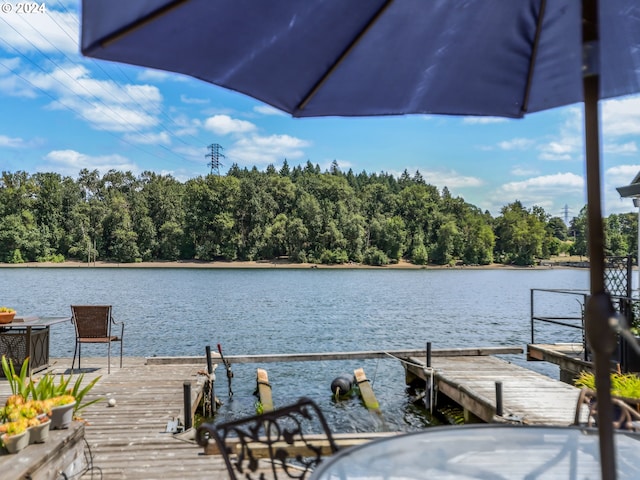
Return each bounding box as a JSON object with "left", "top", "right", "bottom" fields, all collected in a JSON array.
[
  {"left": 0, "top": 211, "right": 43, "bottom": 262},
  {"left": 569, "top": 206, "right": 588, "bottom": 257},
  {"left": 494, "top": 201, "right": 546, "bottom": 265},
  {"left": 547, "top": 216, "right": 568, "bottom": 241},
  {"left": 102, "top": 194, "right": 140, "bottom": 262}
]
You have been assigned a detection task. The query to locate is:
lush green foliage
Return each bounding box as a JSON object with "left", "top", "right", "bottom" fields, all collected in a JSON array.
[
  {"left": 2, "top": 356, "right": 102, "bottom": 416},
  {"left": 575, "top": 371, "right": 640, "bottom": 399},
  {"left": 0, "top": 166, "right": 632, "bottom": 266}
]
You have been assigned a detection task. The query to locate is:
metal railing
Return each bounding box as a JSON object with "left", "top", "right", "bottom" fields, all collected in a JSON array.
[
  {"left": 530, "top": 287, "right": 637, "bottom": 366},
  {"left": 530, "top": 288, "right": 589, "bottom": 360}
]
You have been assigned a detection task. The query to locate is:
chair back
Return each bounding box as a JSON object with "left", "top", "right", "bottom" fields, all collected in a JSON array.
[
  {"left": 197, "top": 397, "right": 338, "bottom": 480},
  {"left": 574, "top": 387, "right": 640, "bottom": 431},
  {"left": 71, "top": 305, "right": 112, "bottom": 338}
]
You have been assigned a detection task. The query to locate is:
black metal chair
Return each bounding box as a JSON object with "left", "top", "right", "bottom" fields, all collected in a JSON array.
[
  {"left": 197, "top": 397, "right": 339, "bottom": 480},
  {"left": 71, "top": 305, "right": 124, "bottom": 374},
  {"left": 574, "top": 387, "right": 640, "bottom": 431}
]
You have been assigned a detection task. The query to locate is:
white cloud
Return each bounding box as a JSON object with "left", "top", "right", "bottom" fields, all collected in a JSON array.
[
  {"left": 426, "top": 170, "right": 483, "bottom": 189},
  {"left": 228, "top": 134, "right": 310, "bottom": 165},
  {"left": 534, "top": 97, "right": 640, "bottom": 163},
  {"left": 0, "top": 134, "right": 26, "bottom": 148},
  {"left": 500, "top": 172, "right": 584, "bottom": 192},
  {"left": 123, "top": 131, "right": 171, "bottom": 145},
  {"left": 0, "top": 57, "right": 38, "bottom": 97},
  {"left": 485, "top": 172, "right": 585, "bottom": 215},
  {"left": 604, "top": 141, "right": 638, "bottom": 155},
  {"left": 180, "top": 94, "right": 210, "bottom": 105},
  {"left": 0, "top": 4, "right": 77, "bottom": 55},
  {"left": 19, "top": 64, "right": 164, "bottom": 133},
  {"left": 44, "top": 150, "right": 138, "bottom": 175},
  {"left": 137, "top": 69, "right": 185, "bottom": 83},
  {"left": 605, "top": 164, "right": 640, "bottom": 214},
  {"left": 204, "top": 115, "right": 256, "bottom": 135},
  {"left": 390, "top": 167, "right": 483, "bottom": 190},
  {"left": 497, "top": 138, "right": 535, "bottom": 150},
  {"left": 538, "top": 141, "right": 576, "bottom": 161},
  {"left": 173, "top": 145, "right": 207, "bottom": 164},
  {"left": 511, "top": 166, "right": 540, "bottom": 176},
  {"left": 58, "top": 100, "right": 159, "bottom": 132},
  {"left": 254, "top": 105, "right": 286, "bottom": 116},
  {"left": 536, "top": 107, "right": 582, "bottom": 161},
  {"left": 462, "top": 117, "right": 507, "bottom": 125},
  {"left": 171, "top": 114, "right": 200, "bottom": 137},
  {"left": 605, "top": 164, "right": 640, "bottom": 197},
  {"left": 602, "top": 96, "right": 640, "bottom": 137}
]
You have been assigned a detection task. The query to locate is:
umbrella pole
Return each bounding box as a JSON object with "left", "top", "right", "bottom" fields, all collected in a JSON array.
[{"left": 583, "top": 48, "right": 618, "bottom": 480}]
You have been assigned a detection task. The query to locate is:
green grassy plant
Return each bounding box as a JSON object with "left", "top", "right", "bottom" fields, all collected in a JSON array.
[
  {"left": 1, "top": 355, "right": 30, "bottom": 399},
  {"left": 574, "top": 371, "right": 640, "bottom": 399}
]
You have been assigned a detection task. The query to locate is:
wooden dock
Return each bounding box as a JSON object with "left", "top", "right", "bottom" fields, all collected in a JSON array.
[
  {"left": 527, "top": 342, "right": 594, "bottom": 383},
  {"left": 0, "top": 347, "right": 587, "bottom": 479},
  {"left": 404, "top": 354, "right": 583, "bottom": 425},
  {"left": 0, "top": 357, "right": 230, "bottom": 480}
]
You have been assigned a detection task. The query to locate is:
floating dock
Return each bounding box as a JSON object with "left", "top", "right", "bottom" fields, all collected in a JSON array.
[
  {"left": 403, "top": 354, "right": 583, "bottom": 425},
  {"left": 0, "top": 347, "right": 588, "bottom": 479},
  {"left": 527, "top": 342, "right": 593, "bottom": 383}
]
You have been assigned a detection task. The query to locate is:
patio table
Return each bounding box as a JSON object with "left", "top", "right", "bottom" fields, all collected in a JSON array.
[
  {"left": 310, "top": 424, "right": 640, "bottom": 479},
  {"left": 0, "top": 316, "right": 70, "bottom": 375}
]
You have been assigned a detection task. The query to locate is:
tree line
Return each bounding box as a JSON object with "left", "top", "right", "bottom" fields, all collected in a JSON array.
[{"left": 0, "top": 162, "right": 636, "bottom": 266}]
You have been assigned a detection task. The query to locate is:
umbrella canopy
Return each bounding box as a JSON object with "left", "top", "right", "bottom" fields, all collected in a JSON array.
[
  {"left": 81, "top": 1, "right": 640, "bottom": 479},
  {"left": 81, "top": 0, "right": 640, "bottom": 118}
]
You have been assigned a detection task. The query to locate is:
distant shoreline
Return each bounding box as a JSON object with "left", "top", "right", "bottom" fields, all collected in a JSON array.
[{"left": 0, "top": 258, "right": 588, "bottom": 270}]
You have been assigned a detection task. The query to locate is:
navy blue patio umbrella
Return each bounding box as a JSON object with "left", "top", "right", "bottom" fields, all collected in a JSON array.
[{"left": 81, "top": 1, "right": 640, "bottom": 478}]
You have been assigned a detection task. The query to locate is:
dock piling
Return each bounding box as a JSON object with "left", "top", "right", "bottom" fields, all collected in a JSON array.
[
  {"left": 256, "top": 368, "right": 274, "bottom": 412},
  {"left": 205, "top": 345, "right": 216, "bottom": 414},
  {"left": 354, "top": 368, "right": 380, "bottom": 412},
  {"left": 183, "top": 381, "right": 192, "bottom": 430},
  {"left": 495, "top": 381, "right": 503, "bottom": 417}
]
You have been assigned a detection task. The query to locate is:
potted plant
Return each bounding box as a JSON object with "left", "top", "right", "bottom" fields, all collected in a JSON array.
[
  {"left": 1, "top": 355, "right": 102, "bottom": 432},
  {"left": 0, "top": 418, "right": 29, "bottom": 453},
  {"left": 2, "top": 354, "right": 30, "bottom": 399},
  {"left": 46, "top": 395, "right": 76, "bottom": 430},
  {"left": 28, "top": 366, "right": 102, "bottom": 428},
  {"left": 620, "top": 299, "right": 640, "bottom": 372},
  {"left": 0, "top": 306, "right": 16, "bottom": 324},
  {"left": 18, "top": 401, "right": 51, "bottom": 443}
]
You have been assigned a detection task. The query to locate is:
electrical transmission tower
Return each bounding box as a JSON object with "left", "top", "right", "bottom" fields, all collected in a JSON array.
[
  {"left": 561, "top": 204, "right": 571, "bottom": 224},
  {"left": 205, "top": 143, "right": 225, "bottom": 175}
]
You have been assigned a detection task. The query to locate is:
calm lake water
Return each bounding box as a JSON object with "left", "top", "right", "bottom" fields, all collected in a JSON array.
[{"left": 0, "top": 267, "right": 589, "bottom": 432}]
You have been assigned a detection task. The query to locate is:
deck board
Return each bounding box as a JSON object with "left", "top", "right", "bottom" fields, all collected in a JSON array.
[
  {"left": 0, "top": 351, "right": 585, "bottom": 479},
  {"left": 406, "top": 355, "right": 582, "bottom": 425},
  {"left": 0, "top": 357, "right": 229, "bottom": 480}
]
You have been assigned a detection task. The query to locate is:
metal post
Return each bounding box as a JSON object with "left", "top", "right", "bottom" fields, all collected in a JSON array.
[
  {"left": 206, "top": 345, "right": 213, "bottom": 374},
  {"left": 495, "top": 381, "right": 503, "bottom": 417},
  {"left": 635, "top": 198, "right": 640, "bottom": 295},
  {"left": 531, "top": 289, "right": 535, "bottom": 344},
  {"left": 205, "top": 345, "right": 216, "bottom": 414},
  {"left": 183, "top": 381, "right": 192, "bottom": 430},
  {"left": 426, "top": 342, "right": 431, "bottom": 368}
]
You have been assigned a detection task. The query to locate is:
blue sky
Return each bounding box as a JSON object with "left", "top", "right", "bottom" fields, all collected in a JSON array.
[{"left": 1, "top": 1, "right": 640, "bottom": 220}]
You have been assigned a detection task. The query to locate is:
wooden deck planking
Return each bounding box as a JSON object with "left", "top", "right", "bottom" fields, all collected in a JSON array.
[
  {"left": 147, "top": 346, "right": 523, "bottom": 365},
  {"left": 0, "top": 349, "right": 581, "bottom": 479},
  {"left": 406, "top": 355, "right": 582, "bottom": 425},
  {"left": 0, "top": 357, "right": 231, "bottom": 480}
]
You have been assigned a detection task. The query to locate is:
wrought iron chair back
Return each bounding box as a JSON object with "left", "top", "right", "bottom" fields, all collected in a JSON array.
[
  {"left": 197, "top": 397, "right": 339, "bottom": 480},
  {"left": 70, "top": 305, "right": 124, "bottom": 374},
  {"left": 574, "top": 387, "right": 640, "bottom": 431}
]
